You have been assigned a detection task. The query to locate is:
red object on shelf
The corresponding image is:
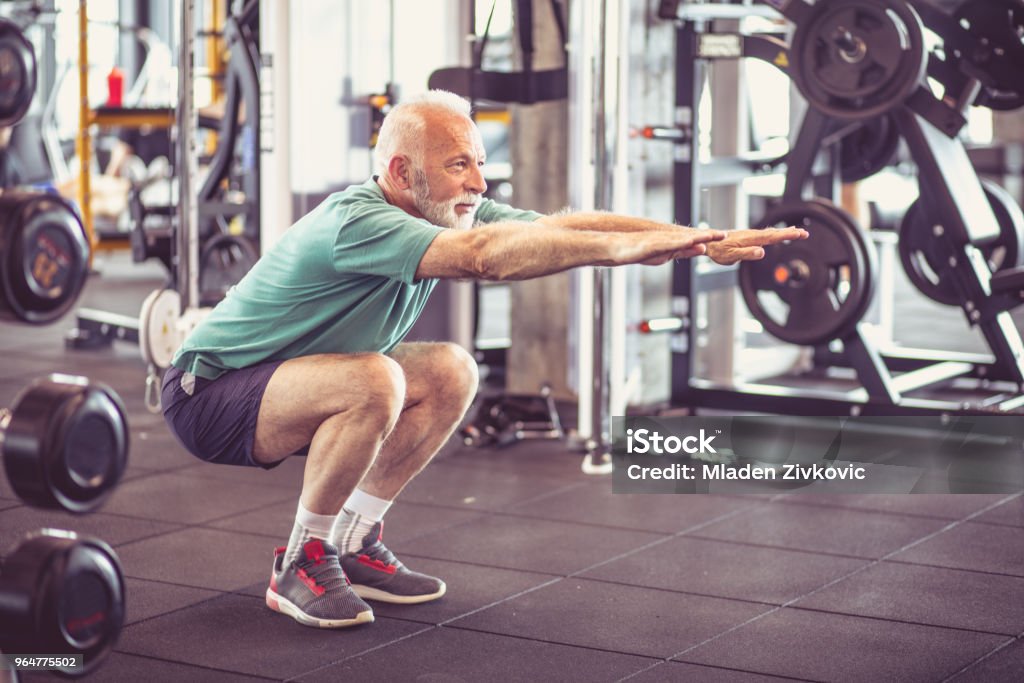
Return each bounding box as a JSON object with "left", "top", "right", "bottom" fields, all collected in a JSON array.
[{"left": 106, "top": 67, "right": 124, "bottom": 107}]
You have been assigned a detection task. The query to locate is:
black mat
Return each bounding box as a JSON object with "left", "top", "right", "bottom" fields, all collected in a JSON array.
[{"left": 2, "top": 252, "right": 1022, "bottom": 681}]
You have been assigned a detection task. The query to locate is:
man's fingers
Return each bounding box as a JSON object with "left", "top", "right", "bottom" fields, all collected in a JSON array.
[
  {"left": 759, "top": 226, "right": 809, "bottom": 242},
  {"left": 676, "top": 244, "right": 707, "bottom": 258},
  {"left": 696, "top": 230, "right": 727, "bottom": 242}
]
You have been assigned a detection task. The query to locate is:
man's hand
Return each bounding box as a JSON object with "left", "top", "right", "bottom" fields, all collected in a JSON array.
[
  {"left": 616, "top": 228, "right": 726, "bottom": 266},
  {"left": 705, "top": 227, "right": 809, "bottom": 266}
]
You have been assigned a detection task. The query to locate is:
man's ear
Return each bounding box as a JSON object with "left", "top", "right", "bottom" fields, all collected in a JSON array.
[{"left": 388, "top": 155, "right": 413, "bottom": 190}]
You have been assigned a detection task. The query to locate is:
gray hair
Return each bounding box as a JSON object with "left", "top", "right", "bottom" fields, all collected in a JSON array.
[{"left": 373, "top": 90, "right": 473, "bottom": 176}]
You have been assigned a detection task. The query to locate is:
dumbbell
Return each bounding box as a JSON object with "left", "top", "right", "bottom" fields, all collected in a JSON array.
[
  {"left": 0, "top": 18, "right": 37, "bottom": 128},
  {"left": 0, "top": 191, "right": 90, "bottom": 325},
  {"left": 0, "top": 529, "right": 125, "bottom": 678},
  {"left": 1, "top": 375, "right": 129, "bottom": 513}
]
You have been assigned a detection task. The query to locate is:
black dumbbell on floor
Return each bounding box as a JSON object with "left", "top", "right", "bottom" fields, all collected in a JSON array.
[
  {"left": 1, "top": 375, "right": 129, "bottom": 513},
  {"left": 0, "top": 529, "right": 125, "bottom": 678}
]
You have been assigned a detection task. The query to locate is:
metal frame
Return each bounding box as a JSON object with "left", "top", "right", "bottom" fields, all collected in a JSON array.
[{"left": 663, "top": 1, "right": 1024, "bottom": 417}]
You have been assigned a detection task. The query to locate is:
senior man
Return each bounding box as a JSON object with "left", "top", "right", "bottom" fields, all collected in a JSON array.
[{"left": 162, "top": 90, "right": 807, "bottom": 629}]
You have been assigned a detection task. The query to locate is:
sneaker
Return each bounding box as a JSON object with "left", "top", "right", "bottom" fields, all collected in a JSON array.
[
  {"left": 340, "top": 522, "right": 446, "bottom": 604},
  {"left": 266, "top": 539, "right": 374, "bottom": 628}
]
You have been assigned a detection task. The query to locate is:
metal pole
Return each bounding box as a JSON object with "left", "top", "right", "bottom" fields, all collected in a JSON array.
[
  {"left": 76, "top": 0, "right": 93, "bottom": 255},
  {"left": 177, "top": 0, "right": 199, "bottom": 309},
  {"left": 586, "top": 0, "right": 624, "bottom": 473},
  {"left": 259, "top": 0, "right": 292, "bottom": 252},
  {"left": 570, "top": 0, "right": 597, "bottom": 443}
]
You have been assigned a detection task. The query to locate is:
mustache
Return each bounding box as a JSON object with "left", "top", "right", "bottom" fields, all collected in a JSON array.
[{"left": 447, "top": 195, "right": 480, "bottom": 208}]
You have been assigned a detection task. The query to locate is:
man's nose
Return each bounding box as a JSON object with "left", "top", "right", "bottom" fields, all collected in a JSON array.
[{"left": 467, "top": 163, "right": 487, "bottom": 195}]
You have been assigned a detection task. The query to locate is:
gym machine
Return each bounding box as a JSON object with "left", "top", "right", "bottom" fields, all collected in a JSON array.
[
  {"left": 68, "top": 0, "right": 263, "bottom": 355},
  {"left": 431, "top": 0, "right": 569, "bottom": 450},
  {"left": 647, "top": 0, "right": 1024, "bottom": 418}
]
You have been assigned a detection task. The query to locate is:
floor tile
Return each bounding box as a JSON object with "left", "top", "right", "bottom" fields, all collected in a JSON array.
[
  {"left": 971, "top": 494, "right": 1024, "bottom": 528},
  {"left": 678, "top": 607, "right": 1005, "bottom": 682},
  {"left": 793, "top": 561, "right": 1024, "bottom": 634},
  {"left": 505, "top": 487, "right": 758, "bottom": 533},
  {"left": 451, "top": 578, "right": 769, "bottom": 658},
  {"left": 691, "top": 502, "right": 948, "bottom": 559},
  {"left": 118, "top": 594, "right": 426, "bottom": 679},
  {"left": 948, "top": 638, "right": 1024, "bottom": 683},
  {"left": 296, "top": 626, "right": 654, "bottom": 682},
  {"left": 123, "top": 577, "right": 223, "bottom": 625},
  {"left": 774, "top": 493, "right": 1010, "bottom": 520},
  {"left": 625, "top": 661, "right": 805, "bottom": 682},
  {"left": 890, "top": 522, "right": 1024, "bottom": 577},
  {"left": 582, "top": 536, "right": 866, "bottom": 604},
  {"left": 113, "top": 527, "right": 277, "bottom": 591},
  {"left": 399, "top": 515, "right": 665, "bottom": 575},
  {"left": 0, "top": 505, "right": 181, "bottom": 555},
  {"left": 100, "top": 472, "right": 296, "bottom": 524},
  {"left": 396, "top": 459, "right": 581, "bottom": 511}
]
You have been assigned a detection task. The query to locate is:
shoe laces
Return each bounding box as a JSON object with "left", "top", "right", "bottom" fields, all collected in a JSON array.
[
  {"left": 361, "top": 539, "right": 401, "bottom": 569},
  {"left": 296, "top": 554, "right": 349, "bottom": 592}
]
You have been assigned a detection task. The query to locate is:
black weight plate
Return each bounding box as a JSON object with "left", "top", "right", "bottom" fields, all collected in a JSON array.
[
  {"left": 0, "top": 192, "right": 89, "bottom": 325},
  {"left": 975, "top": 87, "right": 1024, "bottom": 112},
  {"left": 199, "top": 233, "right": 258, "bottom": 305},
  {"left": 0, "top": 531, "right": 124, "bottom": 677},
  {"left": 2, "top": 376, "right": 129, "bottom": 514},
  {"left": 791, "top": 0, "right": 927, "bottom": 120},
  {"left": 948, "top": 0, "right": 1024, "bottom": 97},
  {"left": 0, "top": 20, "right": 36, "bottom": 128},
  {"left": 840, "top": 114, "right": 900, "bottom": 182},
  {"left": 739, "top": 199, "right": 876, "bottom": 346},
  {"left": 898, "top": 179, "right": 1024, "bottom": 306}
]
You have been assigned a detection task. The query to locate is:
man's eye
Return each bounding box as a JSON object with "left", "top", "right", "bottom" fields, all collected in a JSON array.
[{"left": 452, "top": 161, "right": 467, "bottom": 170}]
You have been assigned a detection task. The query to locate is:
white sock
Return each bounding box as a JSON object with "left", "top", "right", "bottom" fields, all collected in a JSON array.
[
  {"left": 330, "top": 488, "right": 393, "bottom": 554},
  {"left": 283, "top": 500, "right": 336, "bottom": 566}
]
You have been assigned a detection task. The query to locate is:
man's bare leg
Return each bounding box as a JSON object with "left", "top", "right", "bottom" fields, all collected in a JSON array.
[
  {"left": 254, "top": 351, "right": 406, "bottom": 627},
  {"left": 328, "top": 342, "right": 478, "bottom": 604},
  {"left": 253, "top": 352, "right": 407, "bottom": 514},
  {"left": 360, "top": 341, "right": 479, "bottom": 500}
]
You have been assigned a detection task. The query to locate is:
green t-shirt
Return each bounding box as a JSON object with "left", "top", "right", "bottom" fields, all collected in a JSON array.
[{"left": 172, "top": 178, "right": 542, "bottom": 379}]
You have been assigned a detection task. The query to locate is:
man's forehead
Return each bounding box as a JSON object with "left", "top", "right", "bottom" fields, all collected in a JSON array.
[{"left": 422, "top": 113, "right": 484, "bottom": 156}]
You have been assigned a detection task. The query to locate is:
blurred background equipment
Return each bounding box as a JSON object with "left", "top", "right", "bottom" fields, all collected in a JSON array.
[
  {"left": 0, "top": 16, "right": 37, "bottom": 129},
  {"left": 0, "top": 191, "right": 89, "bottom": 324}
]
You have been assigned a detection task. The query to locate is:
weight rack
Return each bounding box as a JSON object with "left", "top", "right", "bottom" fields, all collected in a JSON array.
[{"left": 659, "top": 0, "right": 1024, "bottom": 417}]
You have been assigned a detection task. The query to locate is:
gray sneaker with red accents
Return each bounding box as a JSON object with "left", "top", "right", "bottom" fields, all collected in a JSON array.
[
  {"left": 266, "top": 539, "right": 374, "bottom": 628},
  {"left": 340, "top": 522, "right": 446, "bottom": 604}
]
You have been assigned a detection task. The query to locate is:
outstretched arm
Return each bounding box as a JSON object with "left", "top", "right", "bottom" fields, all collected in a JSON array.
[
  {"left": 415, "top": 221, "right": 726, "bottom": 281},
  {"left": 537, "top": 210, "right": 809, "bottom": 265}
]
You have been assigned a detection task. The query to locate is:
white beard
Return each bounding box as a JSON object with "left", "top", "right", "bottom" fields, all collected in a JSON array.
[{"left": 412, "top": 169, "right": 478, "bottom": 230}]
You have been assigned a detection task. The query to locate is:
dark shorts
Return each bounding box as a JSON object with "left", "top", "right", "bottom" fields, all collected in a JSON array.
[{"left": 162, "top": 360, "right": 290, "bottom": 469}]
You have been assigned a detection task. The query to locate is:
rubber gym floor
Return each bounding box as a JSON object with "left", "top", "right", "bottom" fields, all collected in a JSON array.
[{"left": 2, "top": 252, "right": 1023, "bottom": 682}]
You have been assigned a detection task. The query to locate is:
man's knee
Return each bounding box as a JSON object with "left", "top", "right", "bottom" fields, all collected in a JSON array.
[
  {"left": 433, "top": 343, "right": 479, "bottom": 401},
  {"left": 358, "top": 354, "right": 407, "bottom": 426}
]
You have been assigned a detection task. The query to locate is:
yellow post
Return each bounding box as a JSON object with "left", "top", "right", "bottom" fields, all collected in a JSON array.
[
  {"left": 76, "top": 0, "right": 94, "bottom": 253},
  {"left": 208, "top": 0, "right": 225, "bottom": 102}
]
